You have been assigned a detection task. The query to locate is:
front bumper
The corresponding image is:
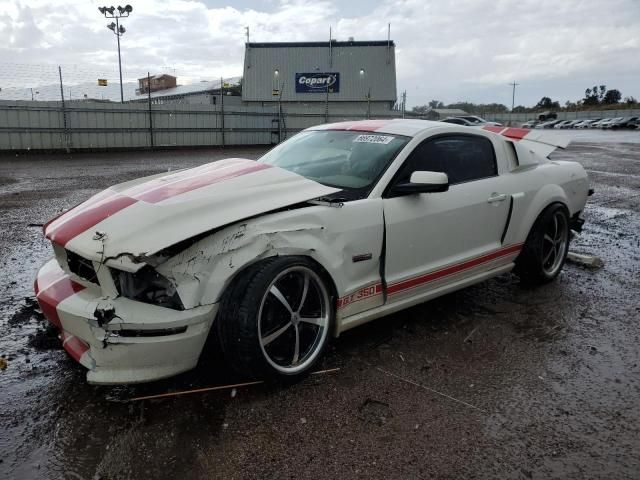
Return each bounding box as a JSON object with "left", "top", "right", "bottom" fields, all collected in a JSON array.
[{"left": 35, "top": 259, "right": 217, "bottom": 384}]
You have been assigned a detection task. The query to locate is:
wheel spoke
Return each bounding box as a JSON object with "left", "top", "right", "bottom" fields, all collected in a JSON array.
[
  {"left": 292, "top": 324, "right": 300, "bottom": 365},
  {"left": 299, "top": 316, "right": 325, "bottom": 327},
  {"left": 262, "top": 321, "right": 292, "bottom": 346},
  {"left": 543, "top": 247, "right": 555, "bottom": 265},
  {"left": 297, "top": 273, "right": 309, "bottom": 313},
  {"left": 270, "top": 285, "right": 293, "bottom": 314},
  {"left": 553, "top": 214, "right": 559, "bottom": 239},
  {"left": 544, "top": 234, "right": 554, "bottom": 245}
]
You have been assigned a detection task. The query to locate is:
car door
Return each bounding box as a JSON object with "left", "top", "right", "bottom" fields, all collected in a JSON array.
[{"left": 382, "top": 134, "right": 512, "bottom": 303}]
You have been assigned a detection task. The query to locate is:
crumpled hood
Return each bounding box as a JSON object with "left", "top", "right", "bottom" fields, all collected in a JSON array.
[{"left": 45, "top": 158, "right": 339, "bottom": 263}]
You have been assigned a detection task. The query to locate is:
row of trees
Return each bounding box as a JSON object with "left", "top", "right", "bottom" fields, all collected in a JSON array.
[{"left": 413, "top": 85, "right": 639, "bottom": 114}]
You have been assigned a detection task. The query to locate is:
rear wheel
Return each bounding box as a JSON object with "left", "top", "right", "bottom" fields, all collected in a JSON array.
[
  {"left": 515, "top": 204, "right": 570, "bottom": 285},
  {"left": 217, "top": 257, "right": 333, "bottom": 380}
]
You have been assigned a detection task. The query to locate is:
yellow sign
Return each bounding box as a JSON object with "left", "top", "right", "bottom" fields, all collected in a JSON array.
[
  {"left": 98, "top": 79, "right": 108, "bottom": 86},
  {"left": 272, "top": 89, "right": 280, "bottom": 96},
  {"left": 223, "top": 82, "right": 230, "bottom": 88}
]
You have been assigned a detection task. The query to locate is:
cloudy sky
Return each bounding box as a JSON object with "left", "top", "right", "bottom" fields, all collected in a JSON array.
[{"left": 1, "top": 0, "right": 639, "bottom": 107}]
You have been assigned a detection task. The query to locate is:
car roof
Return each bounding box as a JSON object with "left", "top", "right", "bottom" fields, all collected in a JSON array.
[{"left": 307, "top": 119, "right": 447, "bottom": 137}]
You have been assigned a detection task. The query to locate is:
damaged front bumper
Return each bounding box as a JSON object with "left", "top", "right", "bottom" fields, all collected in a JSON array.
[{"left": 35, "top": 259, "right": 216, "bottom": 384}]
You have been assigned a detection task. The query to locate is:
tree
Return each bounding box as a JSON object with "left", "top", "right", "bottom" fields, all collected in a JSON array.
[
  {"left": 583, "top": 88, "right": 599, "bottom": 106},
  {"left": 411, "top": 104, "right": 430, "bottom": 114},
  {"left": 512, "top": 105, "right": 527, "bottom": 113},
  {"left": 603, "top": 89, "right": 622, "bottom": 105},
  {"left": 624, "top": 96, "right": 638, "bottom": 105},
  {"left": 428, "top": 99, "right": 444, "bottom": 109},
  {"left": 535, "top": 96, "right": 560, "bottom": 109}
]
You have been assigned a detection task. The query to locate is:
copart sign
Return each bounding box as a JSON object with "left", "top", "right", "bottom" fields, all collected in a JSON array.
[{"left": 295, "top": 72, "right": 340, "bottom": 93}]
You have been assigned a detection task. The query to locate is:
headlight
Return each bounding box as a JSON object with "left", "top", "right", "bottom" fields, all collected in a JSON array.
[{"left": 111, "top": 267, "right": 184, "bottom": 310}]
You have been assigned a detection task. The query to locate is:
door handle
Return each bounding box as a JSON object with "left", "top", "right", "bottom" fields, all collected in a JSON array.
[{"left": 487, "top": 193, "right": 507, "bottom": 203}]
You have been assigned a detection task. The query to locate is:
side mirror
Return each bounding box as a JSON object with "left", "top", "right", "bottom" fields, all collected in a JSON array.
[{"left": 389, "top": 171, "right": 449, "bottom": 197}]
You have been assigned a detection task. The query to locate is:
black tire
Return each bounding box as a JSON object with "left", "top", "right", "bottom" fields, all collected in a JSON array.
[
  {"left": 514, "top": 203, "right": 570, "bottom": 285},
  {"left": 216, "top": 256, "right": 334, "bottom": 381}
]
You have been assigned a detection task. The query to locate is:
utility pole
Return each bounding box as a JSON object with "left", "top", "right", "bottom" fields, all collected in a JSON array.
[
  {"left": 99, "top": 5, "right": 133, "bottom": 103},
  {"left": 509, "top": 81, "right": 519, "bottom": 126},
  {"left": 401, "top": 90, "right": 406, "bottom": 118}
]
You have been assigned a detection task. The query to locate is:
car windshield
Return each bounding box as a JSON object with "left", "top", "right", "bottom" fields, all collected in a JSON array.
[{"left": 259, "top": 130, "right": 410, "bottom": 190}]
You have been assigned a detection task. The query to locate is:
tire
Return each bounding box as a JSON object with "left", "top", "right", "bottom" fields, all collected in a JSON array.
[
  {"left": 514, "top": 203, "right": 570, "bottom": 285},
  {"left": 216, "top": 256, "right": 334, "bottom": 381}
]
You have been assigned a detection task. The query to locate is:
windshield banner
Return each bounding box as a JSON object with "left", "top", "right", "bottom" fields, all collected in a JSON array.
[{"left": 295, "top": 72, "right": 340, "bottom": 93}]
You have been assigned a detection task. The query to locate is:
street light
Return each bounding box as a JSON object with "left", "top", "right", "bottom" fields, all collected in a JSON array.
[{"left": 99, "top": 5, "right": 133, "bottom": 103}]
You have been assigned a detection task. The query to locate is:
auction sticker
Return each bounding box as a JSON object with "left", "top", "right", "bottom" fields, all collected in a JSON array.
[{"left": 354, "top": 134, "right": 394, "bottom": 144}]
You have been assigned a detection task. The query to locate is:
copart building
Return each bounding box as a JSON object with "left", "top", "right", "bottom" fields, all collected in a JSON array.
[{"left": 241, "top": 40, "right": 398, "bottom": 115}]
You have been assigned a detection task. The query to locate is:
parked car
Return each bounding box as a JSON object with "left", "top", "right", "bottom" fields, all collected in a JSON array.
[
  {"left": 590, "top": 118, "right": 611, "bottom": 128},
  {"left": 440, "top": 117, "right": 475, "bottom": 126},
  {"left": 554, "top": 120, "right": 574, "bottom": 129},
  {"left": 521, "top": 120, "right": 539, "bottom": 128},
  {"left": 575, "top": 119, "right": 599, "bottom": 129},
  {"left": 536, "top": 119, "right": 562, "bottom": 129},
  {"left": 599, "top": 118, "right": 623, "bottom": 129},
  {"left": 35, "top": 119, "right": 590, "bottom": 384},
  {"left": 631, "top": 119, "right": 640, "bottom": 129},
  {"left": 609, "top": 117, "right": 639, "bottom": 129},
  {"left": 454, "top": 115, "right": 503, "bottom": 126},
  {"left": 538, "top": 111, "right": 558, "bottom": 121}
]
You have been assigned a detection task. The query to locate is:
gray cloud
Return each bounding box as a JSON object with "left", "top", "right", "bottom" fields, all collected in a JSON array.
[{"left": 0, "top": 0, "right": 638, "bottom": 106}]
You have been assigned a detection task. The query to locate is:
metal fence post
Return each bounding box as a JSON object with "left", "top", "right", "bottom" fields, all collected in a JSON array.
[
  {"left": 58, "top": 66, "right": 71, "bottom": 152},
  {"left": 220, "top": 77, "right": 225, "bottom": 147},
  {"left": 147, "top": 72, "right": 154, "bottom": 149}
]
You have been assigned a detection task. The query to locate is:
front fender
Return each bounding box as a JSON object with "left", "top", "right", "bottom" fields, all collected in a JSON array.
[{"left": 157, "top": 200, "right": 385, "bottom": 311}]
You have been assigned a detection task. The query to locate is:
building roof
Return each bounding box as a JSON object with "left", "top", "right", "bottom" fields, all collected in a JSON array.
[
  {"left": 135, "top": 77, "right": 241, "bottom": 100},
  {"left": 247, "top": 40, "right": 395, "bottom": 48}
]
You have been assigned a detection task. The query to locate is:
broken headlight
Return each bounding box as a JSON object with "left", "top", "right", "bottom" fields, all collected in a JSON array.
[{"left": 111, "top": 266, "right": 184, "bottom": 310}]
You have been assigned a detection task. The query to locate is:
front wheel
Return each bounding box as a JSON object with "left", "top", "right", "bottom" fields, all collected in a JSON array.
[
  {"left": 515, "top": 204, "right": 570, "bottom": 285},
  {"left": 217, "top": 257, "right": 334, "bottom": 380}
]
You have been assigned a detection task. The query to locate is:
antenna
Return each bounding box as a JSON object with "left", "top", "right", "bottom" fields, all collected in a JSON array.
[
  {"left": 245, "top": 26, "right": 250, "bottom": 43},
  {"left": 387, "top": 23, "right": 391, "bottom": 64},
  {"left": 329, "top": 26, "right": 332, "bottom": 68}
]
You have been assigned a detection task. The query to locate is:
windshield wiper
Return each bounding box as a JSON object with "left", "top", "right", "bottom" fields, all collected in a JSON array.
[{"left": 309, "top": 196, "right": 345, "bottom": 207}]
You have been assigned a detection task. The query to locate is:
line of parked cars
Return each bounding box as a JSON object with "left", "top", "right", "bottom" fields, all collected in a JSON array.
[{"left": 522, "top": 116, "right": 640, "bottom": 130}]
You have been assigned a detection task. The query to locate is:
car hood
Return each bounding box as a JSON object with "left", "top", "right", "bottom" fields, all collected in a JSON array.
[{"left": 45, "top": 158, "right": 339, "bottom": 265}]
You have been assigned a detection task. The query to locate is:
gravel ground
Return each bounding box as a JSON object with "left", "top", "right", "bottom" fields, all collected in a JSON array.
[{"left": 1, "top": 132, "right": 639, "bottom": 480}]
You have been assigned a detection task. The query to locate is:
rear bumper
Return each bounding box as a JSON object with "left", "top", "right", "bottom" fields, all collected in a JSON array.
[{"left": 35, "top": 258, "right": 217, "bottom": 384}]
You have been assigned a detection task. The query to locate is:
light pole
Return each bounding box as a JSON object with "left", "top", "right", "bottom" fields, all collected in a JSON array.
[
  {"left": 509, "top": 81, "right": 519, "bottom": 126},
  {"left": 99, "top": 5, "right": 133, "bottom": 103}
]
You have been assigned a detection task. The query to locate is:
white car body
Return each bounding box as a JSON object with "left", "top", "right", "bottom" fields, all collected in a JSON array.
[{"left": 35, "top": 120, "right": 590, "bottom": 384}]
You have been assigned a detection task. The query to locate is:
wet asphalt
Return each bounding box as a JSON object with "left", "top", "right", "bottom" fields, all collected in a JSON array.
[{"left": 0, "top": 131, "right": 639, "bottom": 479}]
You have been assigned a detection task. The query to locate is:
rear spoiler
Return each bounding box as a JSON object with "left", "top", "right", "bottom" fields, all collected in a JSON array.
[{"left": 481, "top": 126, "right": 571, "bottom": 158}]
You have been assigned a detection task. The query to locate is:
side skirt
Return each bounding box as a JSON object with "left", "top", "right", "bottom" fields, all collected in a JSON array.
[{"left": 336, "top": 263, "right": 514, "bottom": 335}]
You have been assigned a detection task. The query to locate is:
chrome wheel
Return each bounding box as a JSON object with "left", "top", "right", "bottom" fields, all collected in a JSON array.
[
  {"left": 542, "top": 210, "right": 568, "bottom": 276},
  {"left": 258, "top": 266, "right": 330, "bottom": 374}
]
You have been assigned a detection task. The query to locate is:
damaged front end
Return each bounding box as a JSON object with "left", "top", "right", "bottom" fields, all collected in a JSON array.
[{"left": 35, "top": 245, "right": 216, "bottom": 384}]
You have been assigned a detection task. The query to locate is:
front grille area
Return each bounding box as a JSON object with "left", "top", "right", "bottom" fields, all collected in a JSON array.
[{"left": 66, "top": 250, "right": 99, "bottom": 284}]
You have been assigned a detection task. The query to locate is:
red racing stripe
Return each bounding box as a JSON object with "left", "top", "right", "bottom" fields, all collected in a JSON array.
[
  {"left": 46, "top": 194, "right": 137, "bottom": 246},
  {"left": 387, "top": 244, "right": 522, "bottom": 295},
  {"left": 131, "top": 160, "right": 271, "bottom": 204},
  {"left": 36, "top": 274, "right": 86, "bottom": 329},
  {"left": 482, "top": 125, "right": 505, "bottom": 134},
  {"left": 44, "top": 159, "right": 270, "bottom": 246},
  {"left": 61, "top": 331, "right": 90, "bottom": 363},
  {"left": 501, "top": 127, "right": 530, "bottom": 140}
]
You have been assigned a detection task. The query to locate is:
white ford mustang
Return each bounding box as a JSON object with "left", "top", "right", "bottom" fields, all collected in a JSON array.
[{"left": 35, "top": 120, "right": 590, "bottom": 384}]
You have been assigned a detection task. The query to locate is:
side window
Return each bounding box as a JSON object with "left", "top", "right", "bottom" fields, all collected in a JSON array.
[{"left": 396, "top": 135, "right": 497, "bottom": 185}]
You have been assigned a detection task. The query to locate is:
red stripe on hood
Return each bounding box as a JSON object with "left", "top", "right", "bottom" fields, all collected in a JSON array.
[
  {"left": 36, "top": 273, "right": 85, "bottom": 329},
  {"left": 45, "top": 159, "right": 270, "bottom": 246}
]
